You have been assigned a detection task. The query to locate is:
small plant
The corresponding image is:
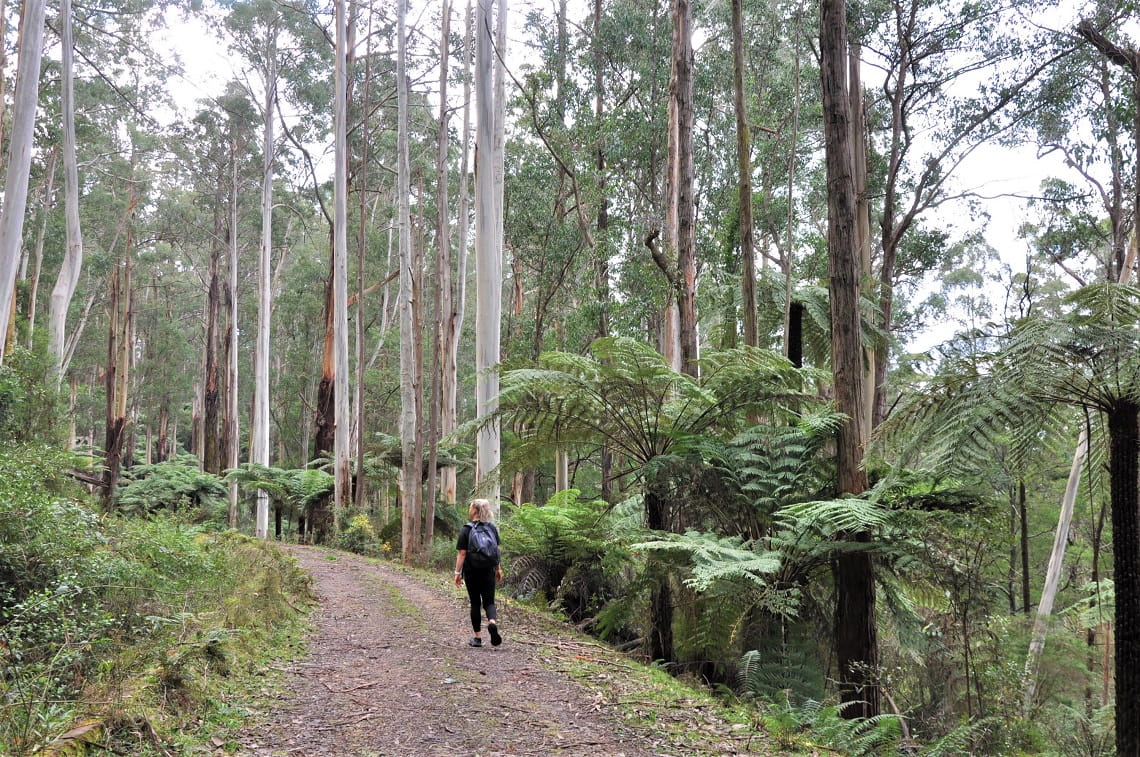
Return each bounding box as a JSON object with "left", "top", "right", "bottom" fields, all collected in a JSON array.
[{"left": 338, "top": 513, "right": 381, "bottom": 556}]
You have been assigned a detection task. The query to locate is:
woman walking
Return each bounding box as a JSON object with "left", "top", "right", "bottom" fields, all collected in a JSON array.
[{"left": 454, "top": 499, "right": 503, "bottom": 647}]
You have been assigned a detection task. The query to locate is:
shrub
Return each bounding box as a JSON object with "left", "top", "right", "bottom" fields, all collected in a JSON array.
[
  {"left": 0, "top": 347, "right": 64, "bottom": 445},
  {"left": 338, "top": 513, "right": 381, "bottom": 556},
  {"left": 0, "top": 447, "right": 312, "bottom": 754}
]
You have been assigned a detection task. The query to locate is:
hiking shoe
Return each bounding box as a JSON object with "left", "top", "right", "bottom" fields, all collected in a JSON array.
[
  {"left": 488, "top": 623, "right": 502, "bottom": 647},
  {"left": 468, "top": 637, "right": 483, "bottom": 647}
]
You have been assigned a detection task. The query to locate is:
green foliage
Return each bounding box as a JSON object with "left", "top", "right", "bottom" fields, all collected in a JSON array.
[
  {"left": 337, "top": 513, "right": 382, "bottom": 557},
  {"left": 0, "top": 347, "right": 64, "bottom": 444},
  {"left": 1040, "top": 702, "right": 1114, "bottom": 757},
  {"left": 115, "top": 454, "right": 228, "bottom": 519},
  {"left": 224, "top": 462, "right": 334, "bottom": 525},
  {"left": 757, "top": 694, "right": 901, "bottom": 755},
  {"left": 739, "top": 638, "right": 826, "bottom": 704},
  {"left": 501, "top": 490, "right": 630, "bottom": 625},
  {"left": 491, "top": 337, "right": 822, "bottom": 488},
  {"left": 1061, "top": 579, "right": 1114, "bottom": 632},
  {"left": 0, "top": 447, "right": 311, "bottom": 755},
  {"left": 878, "top": 283, "right": 1140, "bottom": 476},
  {"left": 0, "top": 445, "right": 99, "bottom": 610},
  {"left": 634, "top": 531, "right": 782, "bottom": 595}
]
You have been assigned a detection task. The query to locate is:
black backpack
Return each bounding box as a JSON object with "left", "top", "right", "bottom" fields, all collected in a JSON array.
[{"left": 465, "top": 521, "right": 500, "bottom": 568}]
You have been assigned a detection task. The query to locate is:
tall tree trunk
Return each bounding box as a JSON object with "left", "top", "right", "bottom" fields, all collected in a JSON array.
[
  {"left": 426, "top": 0, "right": 453, "bottom": 547},
  {"left": 1019, "top": 480, "right": 1030, "bottom": 613},
  {"left": 103, "top": 180, "right": 136, "bottom": 508},
  {"left": 645, "top": 483, "right": 675, "bottom": 662},
  {"left": 670, "top": 0, "right": 697, "bottom": 378},
  {"left": 253, "top": 34, "right": 277, "bottom": 541},
  {"left": 849, "top": 45, "right": 876, "bottom": 433},
  {"left": 397, "top": 0, "right": 423, "bottom": 559},
  {"left": 820, "top": 0, "right": 878, "bottom": 718},
  {"left": 26, "top": 148, "right": 57, "bottom": 348},
  {"left": 442, "top": 0, "right": 474, "bottom": 507},
  {"left": 1108, "top": 400, "right": 1140, "bottom": 755},
  {"left": 0, "top": 0, "right": 48, "bottom": 357},
  {"left": 474, "top": 0, "right": 502, "bottom": 506},
  {"left": 202, "top": 174, "right": 224, "bottom": 474},
  {"left": 781, "top": 1, "right": 804, "bottom": 358},
  {"left": 731, "top": 0, "right": 757, "bottom": 348},
  {"left": 333, "top": 0, "right": 351, "bottom": 529},
  {"left": 225, "top": 137, "right": 241, "bottom": 528},
  {"left": 49, "top": 0, "right": 84, "bottom": 387},
  {"left": 593, "top": 0, "right": 612, "bottom": 354}
]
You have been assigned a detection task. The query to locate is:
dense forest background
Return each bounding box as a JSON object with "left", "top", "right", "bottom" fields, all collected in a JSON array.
[{"left": 3, "top": 0, "right": 1140, "bottom": 752}]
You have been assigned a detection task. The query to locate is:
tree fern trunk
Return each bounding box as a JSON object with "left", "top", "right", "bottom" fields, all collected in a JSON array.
[
  {"left": 1108, "top": 399, "right": 1140, "bottom": 755},
  {"left": 646, "top": 485, "right": 675, "bottom": 663}
]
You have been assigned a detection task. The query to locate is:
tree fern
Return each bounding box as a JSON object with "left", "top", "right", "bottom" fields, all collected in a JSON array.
[{"left": 499, "top": 490, "right": 627, "bottom": 622}]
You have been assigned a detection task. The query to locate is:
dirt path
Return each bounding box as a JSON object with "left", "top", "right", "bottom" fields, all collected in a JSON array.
[{"left": 234, "top": 547, "right": 757, "bottom": 756}]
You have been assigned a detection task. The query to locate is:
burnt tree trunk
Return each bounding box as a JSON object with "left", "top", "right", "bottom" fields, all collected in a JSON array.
[{"left": 310, "top": 272, "right": 336, "bottom": 543}]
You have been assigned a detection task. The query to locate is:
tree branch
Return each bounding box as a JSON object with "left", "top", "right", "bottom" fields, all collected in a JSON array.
[{"left": 1076, "top": 20, "right": 1139, "bottom": 75}]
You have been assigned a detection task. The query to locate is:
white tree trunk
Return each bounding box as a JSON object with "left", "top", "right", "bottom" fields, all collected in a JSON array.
[
  {"left": 227, "top": 143, "right": 241, "bottom": 528},
  {"left": 333, "top": 0, "right": 351, "bottom": 522},
  {"left": 254, "top": 39, "right": 277, "bottom": 541},
  {"left": 1022, "top": 430, "right": 1088, "bottom": 710},
  {"left": 426, "top": 0, "right": 453, "bottom": 547},
  {"left": 0, "top": 0, "right": 48, "bottom": 357},
  {"left": 1023, "top": 232, "right": 1139, "bottom": 708},
  {"left": 442, "top": 0, "right": 475, "bottom": 506},
  {"left": 474, "top": 0, "right": 502, "bottom": 508},
  {"left": 397, "top": 0, "right": 422, "bottom": 558},
  {"left": 49, "top": 0, "right": 82, "bottom": 386},
  {"left": 27, "top": 148, "right": 57, "bottom": 348}
]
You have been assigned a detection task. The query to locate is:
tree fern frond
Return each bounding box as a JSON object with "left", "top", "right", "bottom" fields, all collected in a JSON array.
[
  {"left": 632, "top": 531, "right": 783, "bottom": 591},
  {"left": 776, "top": 498, "right": 893, "bottom": 537}
]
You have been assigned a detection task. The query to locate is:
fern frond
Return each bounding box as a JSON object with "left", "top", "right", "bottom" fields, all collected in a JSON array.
[
  {"left": 632, "top": 530, "right": 782, "bottom": 591},
  {"left": 776, "top": 498, "right": 893, "bottom": 537},
  {"left": 917, "top": 717, "right": 995, "bottom": 756}
]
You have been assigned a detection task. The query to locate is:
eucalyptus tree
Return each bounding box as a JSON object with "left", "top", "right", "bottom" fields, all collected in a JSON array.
[
  {"left": 48, "top": 0, "right": 83, "bottom": 386},
  {"left": 222, "top": 0, "right": 289, "bottom": 537},
  {"left": 820, "top": 0, "right": 877, "bottom": 718},
  {"left": 1006, "top": 6, "right": 1140, "bottom": 712},
  {"left": 0, "top": 0, "right": 48, "bottom": 357},
  {"left": 395, "top": 0, "right": 422, "bottom": 557},
  {"left": 424, "top": 0, "right": 454, "bottom": 543},
  {"left": 1072, "top": 14, "right": 1140, "bottom": 280},
  {"left": 441, "top": 0, "right": 474, "bottom": 507},
  {"left": 857, "top": 0, "right": 1081, "bottom": 428},
  {"left": 474, "top": 0, "right": 503, "bottom": 504},
  {"left": 332, "top": 0, "right": 351, "bottom": 527},
  {"left": 730, "top": 0, "right": 756, "bottom": 348}
]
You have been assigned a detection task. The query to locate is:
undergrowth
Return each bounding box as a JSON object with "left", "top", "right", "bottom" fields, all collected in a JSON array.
[{"left": 0, "top": 444, "right": 313, "bottom": 755}]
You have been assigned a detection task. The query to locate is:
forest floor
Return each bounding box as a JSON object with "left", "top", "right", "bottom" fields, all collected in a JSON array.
[{"left": 232, "top": 545, "right": 770, "bottom": 757}]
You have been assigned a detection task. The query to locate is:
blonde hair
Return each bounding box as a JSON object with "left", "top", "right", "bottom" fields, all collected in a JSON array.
[{"left": 469, "top": 498, "right": 494, "bottom": 522}]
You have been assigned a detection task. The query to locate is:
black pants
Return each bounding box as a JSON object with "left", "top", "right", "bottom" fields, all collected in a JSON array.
[{"left": 464, "top": 567, "right": 497, "bottom": 632}]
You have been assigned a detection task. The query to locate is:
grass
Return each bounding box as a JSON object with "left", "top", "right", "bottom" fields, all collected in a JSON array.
[
  {"left": 498, "top": 600, "right": 770, "bottom": 755},
  {"left": 2, "top": 525, "right": 314, "bottom": 756}
]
